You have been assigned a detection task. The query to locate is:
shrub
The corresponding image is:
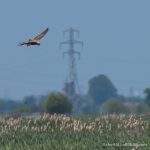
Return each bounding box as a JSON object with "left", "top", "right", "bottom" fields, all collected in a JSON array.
[
  {"left": 44, "top": 93, "right": 72, "bottom": 114},
  {"left": 102, "top": 98, "right": 129, "bottom": 114},
  {"left": 14, "top": 106, "right": 31, "bottom": 113},
  {"left": 135, "top": 103, "right": 150, "bottom": 114}
]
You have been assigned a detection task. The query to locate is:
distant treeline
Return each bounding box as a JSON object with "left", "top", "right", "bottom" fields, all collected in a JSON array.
[{"left": 0, "top": 74, "right": 150, "bottom": 115}]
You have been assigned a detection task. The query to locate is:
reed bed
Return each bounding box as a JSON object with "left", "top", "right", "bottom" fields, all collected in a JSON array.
[{"left": 0, "top": 114, "right": 149, "bottom": 150}]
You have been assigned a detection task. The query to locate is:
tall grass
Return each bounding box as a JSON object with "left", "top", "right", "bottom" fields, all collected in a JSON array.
[{"left": 0, "top": 114, "right": 149, "bottom": 150}]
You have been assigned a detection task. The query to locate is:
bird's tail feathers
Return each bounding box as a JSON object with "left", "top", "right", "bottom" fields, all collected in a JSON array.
[{"left": 18, "top": 42, "right": 26, "bottom": 46}]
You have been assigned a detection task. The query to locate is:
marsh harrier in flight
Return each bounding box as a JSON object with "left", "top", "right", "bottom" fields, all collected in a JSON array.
[{"left": 19, "top": 28, "right": 49, "bottom": 46}]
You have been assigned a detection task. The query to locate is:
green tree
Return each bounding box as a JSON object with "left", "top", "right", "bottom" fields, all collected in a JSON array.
[
  {"left": 44, "top": 93, "right": 72, "bottom": 114},
  {"left": 88, "top": 74, "right": 117, "bottom": 106},
  {"left": 102, "top": 98, "right": 129, "bottom": 114},
  {"left": 144, "top": 88, "right": 150, "bottom": 107}
]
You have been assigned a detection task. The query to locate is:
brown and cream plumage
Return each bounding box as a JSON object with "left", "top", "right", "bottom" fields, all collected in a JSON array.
[{"left": 19, "top": 28, "right": 49, "bottom": 46}]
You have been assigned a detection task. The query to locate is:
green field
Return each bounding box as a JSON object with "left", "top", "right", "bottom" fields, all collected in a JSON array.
[{"left": 0, "top": 114, "right": 149, "bottom": 150}]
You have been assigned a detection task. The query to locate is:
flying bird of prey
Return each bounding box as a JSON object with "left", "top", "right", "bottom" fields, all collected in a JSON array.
[{"left": 19, "top": 28, "right": 49, "bottom": 46}]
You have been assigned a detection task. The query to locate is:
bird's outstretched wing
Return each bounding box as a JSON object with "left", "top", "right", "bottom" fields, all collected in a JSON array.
[{"left": 34, "top": 28, "right": 49, "bottom": 41}]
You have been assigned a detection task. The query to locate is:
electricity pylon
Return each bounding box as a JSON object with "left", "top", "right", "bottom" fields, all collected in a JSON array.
[{"left": 60, "top": 27, "right": 83, "bottom": 111}]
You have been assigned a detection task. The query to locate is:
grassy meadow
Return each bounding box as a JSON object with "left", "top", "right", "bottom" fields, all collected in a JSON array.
[{"left": 0, "top": 114, "right": 149, "bottom": 150}]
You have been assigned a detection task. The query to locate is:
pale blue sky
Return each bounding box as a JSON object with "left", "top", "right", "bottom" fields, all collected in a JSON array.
[{"left": 0, "top": 0, "right": 150, "bottom": 99}]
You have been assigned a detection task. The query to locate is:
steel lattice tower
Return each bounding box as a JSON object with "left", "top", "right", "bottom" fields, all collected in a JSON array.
[{"left": 60, "top": 27, "right": 83, "bottom": 109}]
